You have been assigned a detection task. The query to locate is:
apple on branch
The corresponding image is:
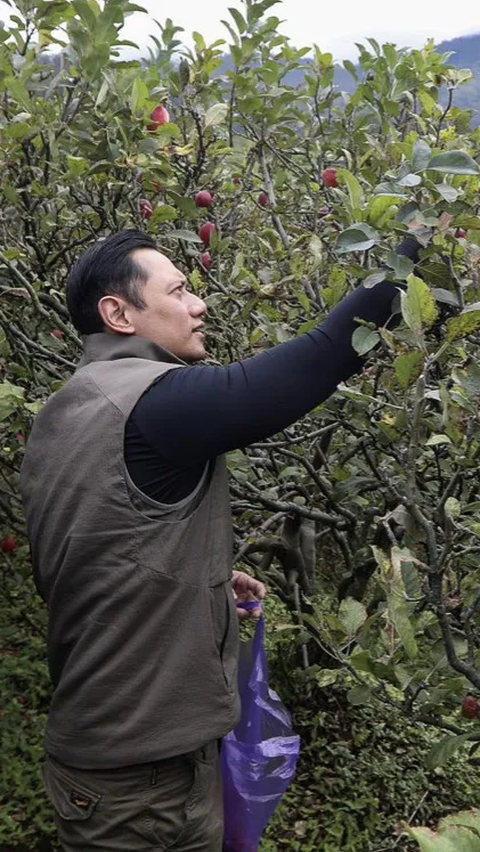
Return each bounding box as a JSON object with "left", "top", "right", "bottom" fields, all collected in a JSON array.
[{"left": 147, "top": 105, "right": 170, "bottom": 132}]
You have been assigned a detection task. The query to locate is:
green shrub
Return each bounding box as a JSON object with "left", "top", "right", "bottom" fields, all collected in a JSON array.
[{"left": 261, "top": 636, "right": 480, "bottom": 852}]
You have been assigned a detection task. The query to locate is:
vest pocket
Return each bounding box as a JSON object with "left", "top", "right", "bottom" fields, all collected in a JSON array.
[
  {"left": 216, "top": 583, "right": 239, "bottom": 692},
  {"left": 42, "top": 758, "right": 101, "bottom": 821}
]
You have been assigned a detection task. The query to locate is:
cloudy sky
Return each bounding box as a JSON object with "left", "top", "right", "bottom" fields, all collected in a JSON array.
[{"left": 122, "top": 0, "right": 480, "bottom": 61}]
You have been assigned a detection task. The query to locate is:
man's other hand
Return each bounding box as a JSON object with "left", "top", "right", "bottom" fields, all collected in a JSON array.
[{"left": 232, "top": 570, "right": 266, "bottom": 619}]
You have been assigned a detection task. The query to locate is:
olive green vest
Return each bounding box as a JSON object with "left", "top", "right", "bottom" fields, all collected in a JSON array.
[{"left": 20, "top": 333, "right": 240, "bottom": 769}]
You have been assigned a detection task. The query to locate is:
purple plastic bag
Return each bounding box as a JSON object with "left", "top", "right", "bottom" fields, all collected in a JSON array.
[{"left": 221, "top": 603, "right": 300, "bottom": 852}]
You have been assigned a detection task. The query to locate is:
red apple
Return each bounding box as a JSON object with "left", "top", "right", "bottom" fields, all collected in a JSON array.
[
  {"left": 1, "top": 535, "right": 17, "bottom": 554},
  {"left": 195, "top": 190, "right": 213, "bottom": 208},
  {"left": 233, "top": 177, "right": 241, "bottom": 185},
  {"left": 462, "top": 695, "right": 479, "bottom": 719},
  {"left": 139, "top": 198, "right": 154, "bottom": 220},
  {"left": 147, "top": 105, "right": 170, "bottom": 131},
  {"left": 51, "top": 329, "right": 63, "bottom": 339},
  {"left": 322, "top": 167, "right": 338, "bottom": 188},
  {"left": 319, "top": 206, "right": 330, "bottom": 216},
  {"left": 16, "top": 431, "right": 25, "bottom": 443},
  {"left": 199, "top": 222, "right": 216, "bottom": 246},
  {"left": 200, "top": 252, "right": 211, "bottom": 270},
  {"left": 258, "top": 191, "right": 269, "bottom": 208},
  {"left": 455, "top": 228, "right": 467, "bottom": 239}
]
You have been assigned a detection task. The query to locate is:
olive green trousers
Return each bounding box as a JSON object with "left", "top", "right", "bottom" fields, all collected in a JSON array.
[{"left": 42, "top": 741, "right": 223, "bottom": 851}]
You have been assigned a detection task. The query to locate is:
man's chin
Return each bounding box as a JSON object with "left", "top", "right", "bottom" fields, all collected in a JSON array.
[{"left": 184, "top": 346, "right": 206, "bottom": 364}]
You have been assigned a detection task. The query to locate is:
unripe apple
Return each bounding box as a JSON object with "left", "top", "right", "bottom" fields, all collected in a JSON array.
[
  {"left": 455, "top": 227, "right": 467, "bottom": 239},
  {"left": 195, "top": 190, "right": 213, "bottom": 208},
  {"left": 462, "top": 695, "right": 479, "bottom": 719},
  {"left": 147, "top": 105, "right": 170, "bottom": 131},
  {"left": 321, "top": 167, "right": 338, "bottom": 188},
  {"left": 200, "top": 252, "right": 211, "bottom": 270},
  {"left": 1, "top": 535, "right": 17, "bottom": 554},
  {"left": 139, "top": 198, "right": 154, "bottom": 220},
  {"left": 258, "top": 191, "right": 269, "bottom": 208},
  {"left": 51, "top": 329, "right": 63, "bottom": 339},
  {"left": 199, "top": 222, "right": 216, "bottom": 246}
]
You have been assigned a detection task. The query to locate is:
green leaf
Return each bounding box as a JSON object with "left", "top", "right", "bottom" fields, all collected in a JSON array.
[
  {"left": 204, "top": 103, "right": 228, "bottom": 127},
  {"left": 337, "top": 168, "right": 364, "bottom": 210},
  {"left": 24, "top": 400, "right": 43, "bottom": 414},
  {"left": 401, "top": 274, "right": 438, "bottom": 334},
  {"left": 347, "top": 685, "right": 372, "bottom": 706},
  {"left": 338, "top": 597, "right": 367, "bottom": 638},
  {"left": 352, "top": 326, "right": 380, "bottom": 356},
  {"left": 308, "top": 234, "right": 323, "bottom": 263},
  {"left": 343, "top": 59, "right": 358, "bottom": 80},
  {"left": 452, "top": 216, "right": 480, "bottom": 231},
  {"left": 335, "top": 224, "right": 379, "bottom": 254},
  {"left": 66, "top": 155, "right": 88, "bottom": 176},
  {"left": 441, "top": 812, "right": 480, "bottom": 837},
  {"left": 362, "top": 270, "right": 387, "bottom": 289},
  {"left": 165, "top": 230, "right": 203, "bottom": 243},
  {"left": 386, "top": 252, "right": 414, "bottom": 281},
  {"left": 394, "top": 351, "right": 424, "bottom": 388},
  {"left": 446, "top": 305, "right": 480, "bottom": 342},
  {"left": 0, "top": 381, "right": 25, "bottom": 422},
  {"left": 435, "top": 183, "right": 459, "bottom": 202},
  {"left": 404, "top": 824, "right": 475, "bottom": 852},
  {"left": 130, "top": 77, "right": 148, "bottom": 113},
  {"left": 398, "top": 173, "right": 422, "bottom": 187},
  {"left": 151, "top": 205, "right": 178, "bottom": 223},
  {"left": 445, "top": 497, "right": 461, "bottom": 519},
  {"left": 426, "top": 734, "right": 473, "bottom": 770},
  {"left": 316, "top": 669, "right": 342, "bottom": 687},
  {"left": 432, "top": 289, "right": 460, "bottom": 308},
  {"left": 412, "top": 139, "right": 432, "bottom": 172},
  {"left": 428, "top": 150, "right": 480, "bottom": 175},
  {"left": 367, "top": 194, "right": 402, "bottom": 226},
  {"left": 228, "top": 6, "right": 247, "bottom": 33},
  {"left": 426, "top": 434, "right": 453, "bottom": 447}
]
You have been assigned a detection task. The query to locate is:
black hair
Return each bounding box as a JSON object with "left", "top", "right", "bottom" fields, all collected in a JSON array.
[{"left": 66, "top": 230, "right": 158, "bottom": 334}]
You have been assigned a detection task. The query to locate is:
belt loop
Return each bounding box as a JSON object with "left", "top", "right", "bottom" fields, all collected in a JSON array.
[{"left": 150, "top": 766, "right": 158, "bottom": 786}]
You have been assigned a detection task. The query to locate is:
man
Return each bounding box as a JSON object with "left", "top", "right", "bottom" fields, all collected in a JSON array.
[{"left": 20, "top": 229, "right": 420, "bottom": 851}]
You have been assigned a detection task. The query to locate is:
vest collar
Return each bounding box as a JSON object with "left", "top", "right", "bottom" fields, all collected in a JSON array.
[{"left": 77, "top": 333, "right": 187, "bottom": 370}]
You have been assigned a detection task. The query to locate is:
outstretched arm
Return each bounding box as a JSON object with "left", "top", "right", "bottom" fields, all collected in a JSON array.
[{"left": 129, "top": 238, "right": 420, "bottom": 469}]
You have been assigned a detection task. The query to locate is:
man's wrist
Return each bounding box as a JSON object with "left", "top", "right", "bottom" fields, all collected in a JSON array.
[{"left": 396, "top": 235, "right": 421, "bottom": 264}]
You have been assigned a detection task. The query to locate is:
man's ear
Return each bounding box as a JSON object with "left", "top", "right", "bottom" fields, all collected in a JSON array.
[{"left": 97, "top": 295, "right": 135, "bottom": 335}]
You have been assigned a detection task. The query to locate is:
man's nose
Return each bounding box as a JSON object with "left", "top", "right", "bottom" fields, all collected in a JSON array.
[{"left": 190, "top": 293, "right": 207, "bottom": 315}]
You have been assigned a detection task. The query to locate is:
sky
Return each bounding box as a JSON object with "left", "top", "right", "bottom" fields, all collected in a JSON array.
[{"left": 122, "top": 0, "right": 480, "bottom": 62}]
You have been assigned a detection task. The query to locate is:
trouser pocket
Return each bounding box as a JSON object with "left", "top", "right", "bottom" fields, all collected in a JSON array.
[
  {"left": 43, "top": 754, "right": 193, "bottom": 851},
  {"left": 42, "top": 759, "right": 101, "bottom": 822}
]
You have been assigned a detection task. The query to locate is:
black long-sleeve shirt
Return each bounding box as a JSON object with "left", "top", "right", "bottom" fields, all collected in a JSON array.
[{"left": 125, "top": 239, "right": 419, "bottom": 503}]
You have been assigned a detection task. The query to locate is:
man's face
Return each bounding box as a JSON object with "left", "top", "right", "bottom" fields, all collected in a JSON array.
[{"left": 125, "top": 249, "right": 207, "bottom": 363}]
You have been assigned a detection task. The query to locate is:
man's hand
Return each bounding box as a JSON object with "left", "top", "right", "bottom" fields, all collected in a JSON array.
[{"left": 231, "top": 570, "right": 266, "bottom": 620}]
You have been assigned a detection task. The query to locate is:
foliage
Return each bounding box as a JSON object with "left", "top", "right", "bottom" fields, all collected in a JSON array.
[
  {"left": 259, "top": 667, "right": 480, "bottom": 851},
  {"left": 2, "top": 0, "right": 480, "bottom": 847},
  {"left": 403, "top": 810, "right": 480, "bottom": 851},
  {"left": 0, "top": 562, "right": 55, "bottom": 850}
]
